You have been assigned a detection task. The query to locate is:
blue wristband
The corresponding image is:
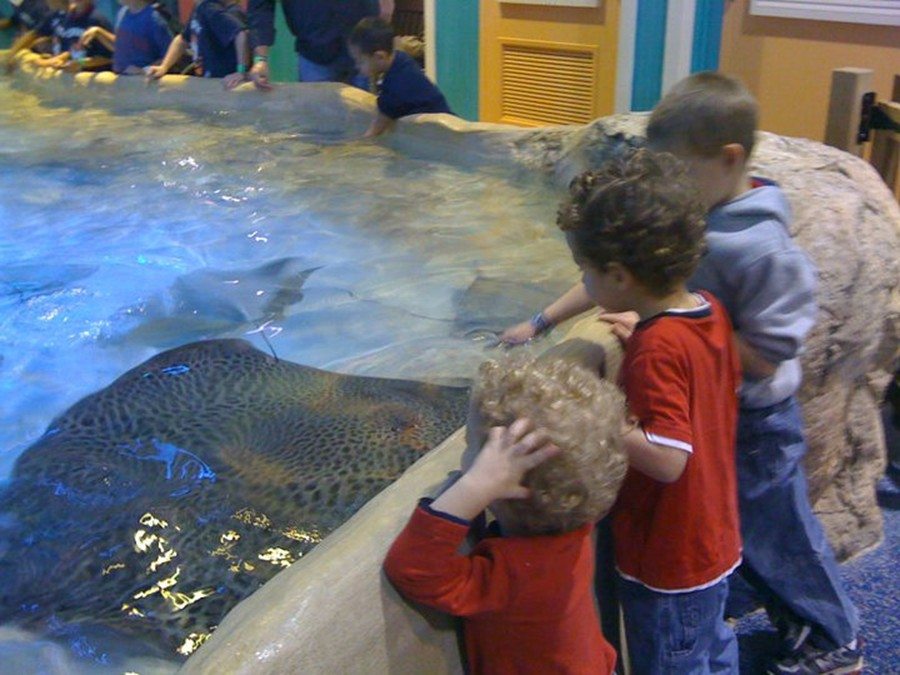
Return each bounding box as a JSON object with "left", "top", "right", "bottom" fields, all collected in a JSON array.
[{"left": 530, "top": 311, "right": 553, "bottom": 334}]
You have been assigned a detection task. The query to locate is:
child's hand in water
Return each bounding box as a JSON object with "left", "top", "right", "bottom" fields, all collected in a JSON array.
[
  {"left": 145, "top": 64, "right": 167, "bottom": 81},
  {"left": 431, "top": 419, "right": 560, "bottom": 520},
  {"left": 499, "top": 319, "right": 539, "bottom": 345}
]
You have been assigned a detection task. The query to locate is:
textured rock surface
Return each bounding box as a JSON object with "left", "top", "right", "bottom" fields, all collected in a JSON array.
[{"left": 743, "top": 132, "right": 898, "bottom": 560}]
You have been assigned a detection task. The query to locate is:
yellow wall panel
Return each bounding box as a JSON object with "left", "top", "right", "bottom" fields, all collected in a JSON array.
[{"left": 480, "top": 1, "right": 620, "bottom": 125}]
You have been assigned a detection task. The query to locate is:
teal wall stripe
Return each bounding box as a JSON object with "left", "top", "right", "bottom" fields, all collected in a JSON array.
[
  {"left": 435, "top": 0, "right": 478, "bottom": 121},
  {"left": 0, "top": 0, "right": 12, "bottom": 49},
  {"left": 631, "top": 0, "right": 668, "bottom": 112},
  {"left": 691, "top": 0, "right": 724, "bottom": 73}
]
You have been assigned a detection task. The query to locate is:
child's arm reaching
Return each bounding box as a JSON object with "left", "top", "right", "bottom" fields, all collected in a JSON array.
[
  {"left": 222, "top": 29, "right": 250, "bottom": 90},
  {"left": 364, "top": 112, "right": 395, "bottom": 138},
  {"left": 146, "top": 33, "right": 185, "bottom": 80},
  {"left": 77, "top": 25, "right": 115, "bottom": 53},
  {"left": 500, "top": 281, "right": 596, "bottom": 344}
]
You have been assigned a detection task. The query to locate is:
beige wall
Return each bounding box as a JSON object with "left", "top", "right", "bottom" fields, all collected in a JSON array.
[{"left": 720, "top": 0, "right": 900, "bottom": 142}]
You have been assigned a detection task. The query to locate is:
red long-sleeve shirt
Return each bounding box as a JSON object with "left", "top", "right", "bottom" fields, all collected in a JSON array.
[{"left": 384, "top": 500, "right": 616, "bottom": 675}]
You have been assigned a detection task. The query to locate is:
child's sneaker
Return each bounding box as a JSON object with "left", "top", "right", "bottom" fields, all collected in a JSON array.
[
  {"left": 765, "top": 640, "right": 863, "bottom": 674},
  {"left": 774, "top": 617, "right": 812, "bottom": 655}
]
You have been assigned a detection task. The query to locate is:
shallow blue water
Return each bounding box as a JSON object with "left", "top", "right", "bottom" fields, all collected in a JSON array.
[
  {"left": 0, "top": 82, "right": 579, "bottom": 670},
  {"left": 0, "top": 82, "right": 573, "bottom": 482}
]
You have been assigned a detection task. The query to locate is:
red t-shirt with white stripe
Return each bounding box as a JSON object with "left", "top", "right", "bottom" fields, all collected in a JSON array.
[{"left": 613, "top": 292, "right": 742, "bottom": 592}]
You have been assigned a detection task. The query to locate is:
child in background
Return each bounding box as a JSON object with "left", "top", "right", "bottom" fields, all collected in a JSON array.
[
  {"left": 4, "top": 0, "right": 112, "bottom": 73},
  {"left": 77, "top": 0, "right": 175, "bottom": 75},
  {"left": 146, "top": 0, "right": 248, "bottom": 89},
  {"left": 559, "top": 148, "right": 743, "bottom": 673},
  {"left": 347, "top": 17, "right": 452, "bottom": 138},
  {"left": 2, "top": 0, "right": 56, "bottom": 73},
  {"left": 0, "top": 0, "right": 50, "bottom": 35},
  {"left": 384, "top": 355, "right": 626, "bottom": 675}
]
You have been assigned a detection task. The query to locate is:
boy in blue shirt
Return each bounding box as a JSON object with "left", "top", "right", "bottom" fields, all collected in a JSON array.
[
  {"left": 347, "top": 17, "right": 452, "bottom": 138},
  {"left": 146, "top": 0, "right": 248, "bottom": 89},
  {"left": 77, "top": 0, "right": 174, "bottom": 74}
]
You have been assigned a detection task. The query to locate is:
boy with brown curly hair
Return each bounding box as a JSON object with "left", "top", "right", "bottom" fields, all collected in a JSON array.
[
  {"left": 558, "top": 147, "right": 743, "bottom": 673},
  {"left": 384, "top": 355, "right": 627, "bottom": 674}
]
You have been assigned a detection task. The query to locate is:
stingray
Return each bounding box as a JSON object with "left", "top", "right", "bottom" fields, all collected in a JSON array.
[
  {"left": 453, "top": 275, "right": 575, "bottom": 338},
  {"left": 109, "top": 258, "right": 319, "bottom": 348},
  {"left": 0, "top": 339, "right": 468, "bottom": 657},
  {"left": 0, "top": 263, "right": 97, "bottom": 303}
]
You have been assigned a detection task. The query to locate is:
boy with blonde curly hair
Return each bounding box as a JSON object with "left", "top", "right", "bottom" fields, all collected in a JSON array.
[{"left": 384, "top": 355, "right": 626, "bottom": 675}]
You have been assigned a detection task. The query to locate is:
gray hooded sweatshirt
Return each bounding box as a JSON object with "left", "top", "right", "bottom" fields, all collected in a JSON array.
[{"left": 688, "top": 182, "right": 818, "bottom": 409}]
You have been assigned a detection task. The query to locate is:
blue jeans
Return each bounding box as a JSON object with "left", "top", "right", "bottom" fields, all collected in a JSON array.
[
  {"left": 297, "top": 54, "right": 370, "bottom": 91},
  {"left": 736, "top": 396, "right": 859, "bottom": 648},
  {"left": 619, "top": 576, "right": 738, "bottom": 674}
]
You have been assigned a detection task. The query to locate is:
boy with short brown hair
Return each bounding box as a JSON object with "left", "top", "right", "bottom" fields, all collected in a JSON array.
[
  {"left": 347, "top": 17, "right": 452, "bottom": 137},
  {"left": 648, "top": 72, "right": 861, "bottom": 675}
]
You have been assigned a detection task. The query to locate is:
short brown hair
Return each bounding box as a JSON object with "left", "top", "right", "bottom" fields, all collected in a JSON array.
[
  {"left": 348, "top": 17, "right": 394, "bottom": 55},
  {"left": 647, "top": 71, "right": 758, "bottom": 158},
  {"left": 557, "top": 148, "right": 706, "bottom": 295},
  {"left": 466, "top": 355, "right": 627, "bottom": 536}
]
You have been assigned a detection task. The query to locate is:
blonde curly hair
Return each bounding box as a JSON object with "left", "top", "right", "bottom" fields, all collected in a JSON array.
[{"left": 465, "top": 354, "right": 627, "bottom": 536}]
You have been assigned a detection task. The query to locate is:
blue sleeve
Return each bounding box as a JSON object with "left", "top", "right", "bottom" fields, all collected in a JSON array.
[
  {"left": 181, "top": 9, "right": 192, "bottom": 40},
  {"left": 247, "top": 0, "right": 275, "bottom": 47},
  {"left": 204, "top": 3, "right": 246, "bottom": 48},
  {"left": 733, "top": 250, "right": 818, "bottom": 363},
  {"left": 34, "top": 12, "right": 55, "bottom": 36},
  {"left": 377, "top": 88, "right": 408, "bottom": 120},
  {"left": 150, "top": 10, "right": 174, "bottom": 59}
]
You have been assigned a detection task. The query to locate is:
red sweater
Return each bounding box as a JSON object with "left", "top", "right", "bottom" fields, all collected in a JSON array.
[
  {"left": 384, "top": 501, "right": 617, "bottom": 674},
  {"left": 614, "top": 292, "right": 742, "bottom": 591}
]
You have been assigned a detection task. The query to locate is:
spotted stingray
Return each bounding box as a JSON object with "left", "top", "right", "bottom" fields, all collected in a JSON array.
[{"left": 0, "top": 339, "right": 469, "bottom": 657}]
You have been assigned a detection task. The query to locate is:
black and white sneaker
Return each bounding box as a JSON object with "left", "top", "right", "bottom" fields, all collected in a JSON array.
[{"left": 766, "top": 640, "right": 863, "bottom": 675}]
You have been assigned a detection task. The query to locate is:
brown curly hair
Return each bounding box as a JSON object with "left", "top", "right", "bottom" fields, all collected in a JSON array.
[
  {"left": 557, "top": 148, "right": 706, "bottom": 296},
  {"left": 465, "top": 355, "right": 627, "bottom": 536}
]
